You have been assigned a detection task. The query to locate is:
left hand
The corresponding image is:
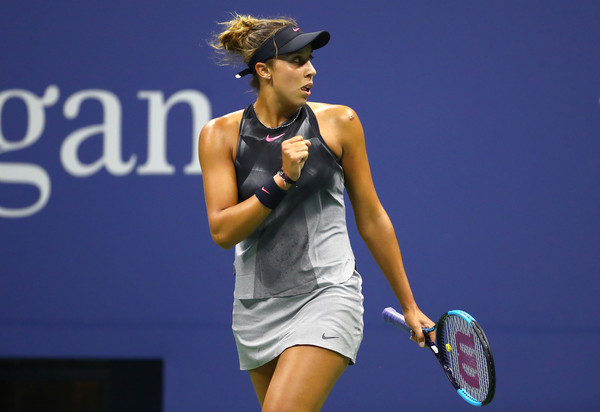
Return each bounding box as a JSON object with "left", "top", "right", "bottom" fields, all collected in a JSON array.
[{"left": 404, "top": 309, "right": 436, "bottom": 348}]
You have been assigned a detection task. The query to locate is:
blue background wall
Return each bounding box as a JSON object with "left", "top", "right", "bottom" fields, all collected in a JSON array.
[{"left": 1, "top": 0, "right": 599, "bottom": 410}]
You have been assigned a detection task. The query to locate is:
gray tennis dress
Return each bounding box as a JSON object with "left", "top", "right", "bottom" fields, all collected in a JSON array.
[{"left": 232, "top": 104, "right": 364, "bottom": 370}]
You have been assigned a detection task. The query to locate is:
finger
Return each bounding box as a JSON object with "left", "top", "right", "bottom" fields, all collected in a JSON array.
[
  {"left": 284, "top": 136, "right": 310, "bottom": 149},
  {"left": 427, "top": 329, "right": 436, "bottom": 344},
  {"left": 284, "top": 140, "right": 309, "bottom": 152},
  {"left": 286, "top": 151, "right": 309, "bottom": 164},
  {"left": 288, "top": 145, "right": 310, "bottom": 160},
  {"left": 286, "top": 135, "right": 305, "bottom": 143},
  {"left": 414, "top": 329, "right": 426, "bottom": 348},
  {"left": 409, "top": 329, "right": 424, "bottom": 347},
  {"left": 291, "top": 143, "right": 310, "bottom": 153}
]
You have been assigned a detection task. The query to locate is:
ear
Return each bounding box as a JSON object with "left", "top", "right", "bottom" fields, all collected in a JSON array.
[{"left": 255, "top": 62, "right": 272, "bottom": 80}]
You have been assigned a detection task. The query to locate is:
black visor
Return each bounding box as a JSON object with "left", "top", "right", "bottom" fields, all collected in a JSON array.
[{"left": 236, "top": 26, "right": 330, "bottom": 78}]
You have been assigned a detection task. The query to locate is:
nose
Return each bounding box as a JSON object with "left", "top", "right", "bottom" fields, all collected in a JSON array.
[{"left": 306, "top": 60, "right": 316, "bottom": 78}]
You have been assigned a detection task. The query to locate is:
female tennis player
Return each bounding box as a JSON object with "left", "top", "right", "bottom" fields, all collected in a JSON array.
[{"left": 199, "top": 14, "right": 434, "bottom": 411}]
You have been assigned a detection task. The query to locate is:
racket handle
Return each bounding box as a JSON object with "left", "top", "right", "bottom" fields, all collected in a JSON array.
[{"left": 382, "top": 307, "right": 412, "bottom": 334}]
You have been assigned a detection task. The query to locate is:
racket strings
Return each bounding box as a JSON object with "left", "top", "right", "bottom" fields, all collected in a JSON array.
[{"left": 441, "top": 315, "right": 490, "bottom": 402}]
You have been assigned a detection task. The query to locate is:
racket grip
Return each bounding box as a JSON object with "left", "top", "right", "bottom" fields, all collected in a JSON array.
[{"left": 382, "top": 307, "right": 412, "bottom": 334}]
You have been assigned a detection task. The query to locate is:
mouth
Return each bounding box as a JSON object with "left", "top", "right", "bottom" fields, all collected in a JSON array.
[{"left": 301, "top": 83, "right": 313, "bottom": 96}]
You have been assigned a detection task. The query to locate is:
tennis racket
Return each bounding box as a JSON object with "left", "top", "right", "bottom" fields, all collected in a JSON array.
[{"left": 382, "top": 307, "right": 496, "bottom": 406}]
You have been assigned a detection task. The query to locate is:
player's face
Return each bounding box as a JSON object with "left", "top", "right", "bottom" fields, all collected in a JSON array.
[{"left": 270, "top": 45, "right": 316, "bottom": 105}]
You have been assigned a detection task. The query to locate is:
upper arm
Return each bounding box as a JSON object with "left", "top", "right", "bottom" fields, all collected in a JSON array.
[
  {"left": 198, "top": 115, "right": 239, "bottom": 232},
  {"left": 334, "top": 107, "right": 386, "bottom": 228}
]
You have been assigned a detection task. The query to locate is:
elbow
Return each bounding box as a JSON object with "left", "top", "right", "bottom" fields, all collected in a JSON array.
[
  {"left": 356, "top": 213, "right": 393, "bottom": 243},
  {"left": 357, "top": 225, "right": 377, "bottom": 245},
  {"left": 210, "top": 229, "right": 236, "bottom": 250},
  {"left": 207, "top": 215, "right": 237, "bottom": 249}
]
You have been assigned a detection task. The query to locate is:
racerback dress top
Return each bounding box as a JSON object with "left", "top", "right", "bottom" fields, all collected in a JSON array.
[{"left": 233, "top": 104, "right": 356, "bottom": 299}]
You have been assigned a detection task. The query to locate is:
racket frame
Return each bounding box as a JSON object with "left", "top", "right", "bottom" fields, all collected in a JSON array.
[{"left": 382, "top": 307, "right": 496, "bottom": 406}]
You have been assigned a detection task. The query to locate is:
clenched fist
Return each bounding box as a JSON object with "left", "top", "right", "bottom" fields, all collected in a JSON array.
[{"left": 281, "top": 136, "right": 311, "bottom": 181}]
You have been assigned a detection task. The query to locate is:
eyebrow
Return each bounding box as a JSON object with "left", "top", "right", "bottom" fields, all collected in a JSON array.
[{"left": 289, "top": 50, "right": 313, "bottom": 58}]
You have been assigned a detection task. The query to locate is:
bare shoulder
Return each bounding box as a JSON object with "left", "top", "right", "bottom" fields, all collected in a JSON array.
[
  {"left": 200, "top": 109, "right": 244, "bottom": 142},
  {"left": 307, "top": 102, "right": 364, "bottom": 157},
  {"left": 308, "top": 102, "right": 360, "bottom": 126},
  {"left": 199, "top": 109, "right": 244, "bottom": 159}
]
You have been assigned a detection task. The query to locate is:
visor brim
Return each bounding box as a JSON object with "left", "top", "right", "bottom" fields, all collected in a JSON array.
[{"left": 278, "top": 30, "right": 330, "bottom": 55}]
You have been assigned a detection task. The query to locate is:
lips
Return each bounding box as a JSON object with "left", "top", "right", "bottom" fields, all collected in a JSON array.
[{"left": 301, "top": 83, "right": 313, "bottom": 95}]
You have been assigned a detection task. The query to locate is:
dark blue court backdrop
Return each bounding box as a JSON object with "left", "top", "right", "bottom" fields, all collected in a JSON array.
[{"left": 1, "top": 0, "right": 599, "bottom": 410}]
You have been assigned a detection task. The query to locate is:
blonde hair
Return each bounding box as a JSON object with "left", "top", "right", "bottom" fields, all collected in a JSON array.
[{"left": 210, "top": 13, "right": 297, "bottom": 89}]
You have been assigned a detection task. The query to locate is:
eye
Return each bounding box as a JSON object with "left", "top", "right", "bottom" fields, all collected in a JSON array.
[{"left": 292, "top": 54, "right": 313, "bottom": 65}]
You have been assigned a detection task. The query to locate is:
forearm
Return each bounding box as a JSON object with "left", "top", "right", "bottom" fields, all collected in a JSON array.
[
  {"left": 208, "top": 198, "right": 270, "bottom": 249},
  {"left": 207, "top": 174, "right": 288, "bottom": 249},
  {"left": 358, "top": 212, "right": 419, "bottom": 312}
]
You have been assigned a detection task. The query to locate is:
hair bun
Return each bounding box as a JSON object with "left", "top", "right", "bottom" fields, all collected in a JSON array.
[
  {"left": 216, "top": 14, "right": 260, "bottom": 53},
  {"left": 210, "top": 13, "right": 298, "bottom": 88}
]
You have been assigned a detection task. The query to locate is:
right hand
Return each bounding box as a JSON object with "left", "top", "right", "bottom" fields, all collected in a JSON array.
[{"left": 281, "top": 136, "right": 311, "bottom": 181}]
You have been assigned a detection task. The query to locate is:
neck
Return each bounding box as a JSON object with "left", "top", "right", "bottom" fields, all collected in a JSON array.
[{"left": 254, "top": 94, "right": 301, "bottom": 129}]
